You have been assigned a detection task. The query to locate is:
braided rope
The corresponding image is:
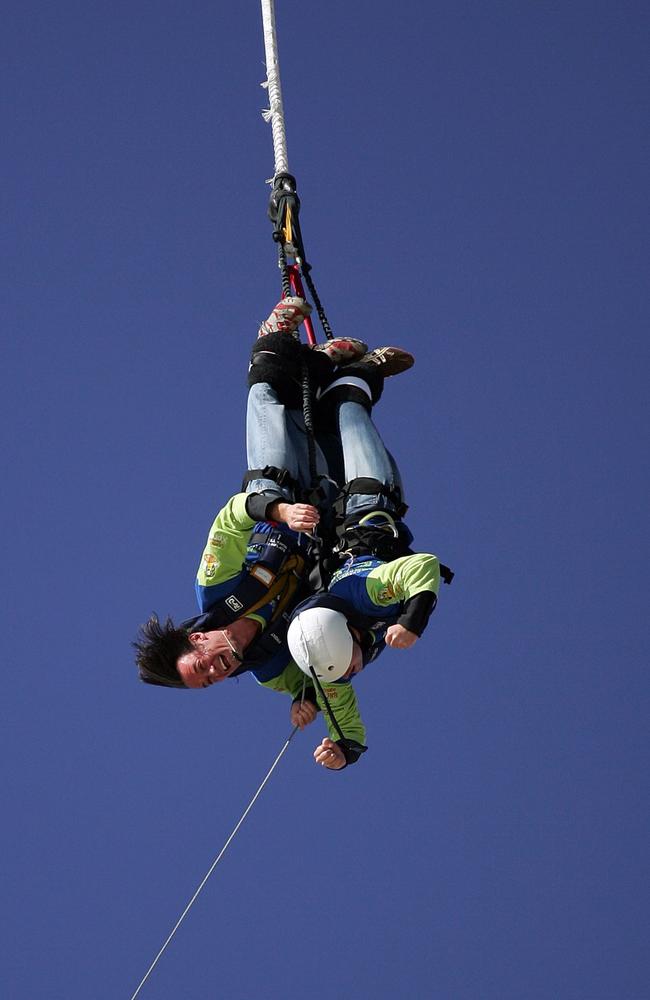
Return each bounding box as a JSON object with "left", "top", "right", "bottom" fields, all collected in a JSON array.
[
  {"left": 260, "top": 0, "right": 289, "bottom": 177},
  {"left": 301, "top": 267, "right": 334, "bottom": 341},
  {"left": 300, "top": 359, "right": 319, "bottom": 491},
  {"left": 278, "top": 243, "right": 291, "bottom": 297}
]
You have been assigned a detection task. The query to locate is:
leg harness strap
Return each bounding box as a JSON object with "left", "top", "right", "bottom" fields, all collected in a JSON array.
[
  {"left": 242, "top": 465, "right": 300, "bottom": 495},
  {"left": 333, "top": 477, "right": 409, "bottom": 520}
]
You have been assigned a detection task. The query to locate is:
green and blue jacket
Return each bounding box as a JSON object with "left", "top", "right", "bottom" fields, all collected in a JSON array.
[{"left": 184, "top": 493, "right": 313, "bottom": 678}]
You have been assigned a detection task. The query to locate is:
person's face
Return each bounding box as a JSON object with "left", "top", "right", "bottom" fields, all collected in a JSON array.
[
  {"left": 342, "top": 640, "right": 363, "bottom": 680},
  {"left": 176, "top": 629, "right": 242, "bottom": 688}
]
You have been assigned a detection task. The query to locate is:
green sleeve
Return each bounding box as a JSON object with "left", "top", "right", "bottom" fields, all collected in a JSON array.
[
  {"left": 365, "top": 553, "right": 440, "bottom": 606},
  {"left": 315, "top": 682, "right": 366, "bottom": 746},
  {"left": 259, "top": 666, "right": 367, "bottom": 746},
  {"left": 196, "top": 493, "right": 256, "bottom": 589},
  {"left": 259, "top": 661, "right": 308, "bottom": 700}
]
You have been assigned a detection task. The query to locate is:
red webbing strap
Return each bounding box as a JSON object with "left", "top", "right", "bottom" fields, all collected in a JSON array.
[{"left": 287, "top": 264, "right": 316, "bottom": 345}]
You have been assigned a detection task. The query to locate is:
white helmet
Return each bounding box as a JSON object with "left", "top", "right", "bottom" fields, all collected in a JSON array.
[{"left": 287, "top": 607, "right": 353, "bottom": 682}]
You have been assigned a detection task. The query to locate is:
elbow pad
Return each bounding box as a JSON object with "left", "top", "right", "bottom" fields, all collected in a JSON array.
[
  {"left": 397, "top": 591, "right": 437, "bottom": 636},
  {"left": 245, "top": 492, "right": 284, "bottom": 522}
]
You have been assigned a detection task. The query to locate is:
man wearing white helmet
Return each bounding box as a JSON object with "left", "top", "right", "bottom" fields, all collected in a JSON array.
[{"left": 285, "top": 347, "right": 452, "bottom": 770}]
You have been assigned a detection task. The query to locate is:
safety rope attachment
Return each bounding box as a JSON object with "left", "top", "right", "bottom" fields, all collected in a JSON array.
[{"left": 129, "top": 727, "right": 299, "bottom": 999}]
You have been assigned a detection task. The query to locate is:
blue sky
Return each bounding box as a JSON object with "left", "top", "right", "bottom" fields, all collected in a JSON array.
[{"left": 3, "top": 3, "right": 648, "bottom": 998}]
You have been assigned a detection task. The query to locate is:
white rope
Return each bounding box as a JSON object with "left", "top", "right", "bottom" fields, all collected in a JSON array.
[
  {"left": 260, "top": 0, "right": 289, "bottom": 177},
  {"left": 129, "top": 726, "right": 299, "bottom": 999}
]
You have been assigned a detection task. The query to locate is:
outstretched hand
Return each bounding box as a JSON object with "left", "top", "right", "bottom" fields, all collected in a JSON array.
[
  {"left": 314, "top": 737, "right": 346, "bottom": 770},
  {"left": 385, "top": 624, "right": 419, "bottom": 649},
  {"left": 270, "top": 501, "right": 320, "bottom": 532}
]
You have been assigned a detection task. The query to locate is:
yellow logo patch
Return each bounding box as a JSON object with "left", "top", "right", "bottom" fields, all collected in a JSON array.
[{"left": 203, "top": 553, "right": 219, "bottom": 579}]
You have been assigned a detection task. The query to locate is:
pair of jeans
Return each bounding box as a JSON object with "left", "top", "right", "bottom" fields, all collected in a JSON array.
[{"left": 245, "top": 382, "right": 329, "bottom": 500}]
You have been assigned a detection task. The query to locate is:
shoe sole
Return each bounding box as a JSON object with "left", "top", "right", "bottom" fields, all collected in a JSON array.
[{"left": 362, "top": 347, "right": 414, "bottom": 377}]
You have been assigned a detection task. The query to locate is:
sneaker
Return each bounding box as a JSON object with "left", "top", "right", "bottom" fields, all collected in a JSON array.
[
  {"left": 258, "top": 296, "right": 312, "bottom": 338},
  {"left": 312, "top": 337, "right": 368, "bottom": 365},
  {"left": 358, "top": 346, "right": 414, "bottom": 377}
]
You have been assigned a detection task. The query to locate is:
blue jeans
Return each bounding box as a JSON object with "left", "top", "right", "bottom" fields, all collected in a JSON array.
[
  {"left": 337, "top": 401, "right": 405, "bottom": 517},
  {"left": 246, "top": 383, "right": 330, "bottom": 500}
]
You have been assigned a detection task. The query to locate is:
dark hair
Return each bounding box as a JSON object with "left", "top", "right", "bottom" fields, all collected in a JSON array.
[{"left": 133, "top": 613, "right": 193, "bottom": 688}]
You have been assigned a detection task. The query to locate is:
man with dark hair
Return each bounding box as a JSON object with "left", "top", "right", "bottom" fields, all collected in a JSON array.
[{"left": 134, "top": 296, "right": 366, "bottom": 692}]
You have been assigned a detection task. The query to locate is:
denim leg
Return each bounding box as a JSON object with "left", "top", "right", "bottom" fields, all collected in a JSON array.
[
  {"left": 338, "top": 401, "right": 403, "bottom": 517},
  {"left": 245, "top": 383, "right": 329, "bottom": 500},
  {"left": 246, "top": 383, "right": 296, "bottom": 500}
]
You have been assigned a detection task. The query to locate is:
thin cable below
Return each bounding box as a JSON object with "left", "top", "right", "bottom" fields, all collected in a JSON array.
[{"left": 129, "top": 726, "right": 299, "bottom": 999}]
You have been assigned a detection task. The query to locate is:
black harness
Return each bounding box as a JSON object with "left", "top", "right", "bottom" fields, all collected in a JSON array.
[
  {"left": 181, "top": 524, "right": 315, "bottom": 634},
  {"left": 330, "top": 480, "right": 455, "bottom": 583},
  {"left": 242, "top": 464, "right": 331, "bottom": 509},
  {"left": 333, "top": 477, "right": 409, "bottom": 520},
  {"left": 241, "top": 465, "right": 300, "bottom": 497}
]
